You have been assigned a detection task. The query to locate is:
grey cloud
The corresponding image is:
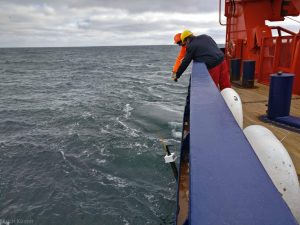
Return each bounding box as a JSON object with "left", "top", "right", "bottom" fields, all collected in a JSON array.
[
  {"left": 5, "top": 0, "right": 217, "bottom": 13},
  {"left": 1, "top": 0, "right": 299, "bottom": 47},
  {"left": 0, "top": 0, "right": 225, "bottom": 47}
]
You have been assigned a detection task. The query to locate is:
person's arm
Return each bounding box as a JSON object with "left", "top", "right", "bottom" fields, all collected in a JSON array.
[
  {"left": 172, "top": 46, "right": 186, "bottom": 73},
  {"left": 176, "top": 45, "right": 194, "bottom": 79}
]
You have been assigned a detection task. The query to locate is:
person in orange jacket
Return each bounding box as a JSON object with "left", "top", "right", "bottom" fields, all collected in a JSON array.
[
  {"left": 174, "top": 30, "right": 231, "bottom": 90},
  {"left": 172, "top": 33, "right": 186, "bottom": 80}
]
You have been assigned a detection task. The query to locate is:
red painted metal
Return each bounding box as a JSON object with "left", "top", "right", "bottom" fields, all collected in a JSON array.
[
  {"left": 292, "top": 0, "right": 300, "bottom": 12},
  {"left": 223, "top": 0, "right": 300, "bottom": 94}
]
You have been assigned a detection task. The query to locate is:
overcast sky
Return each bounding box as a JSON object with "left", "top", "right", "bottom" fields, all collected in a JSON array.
[{"left": 0, "top": 0, "right": 299, "bottom": 47}]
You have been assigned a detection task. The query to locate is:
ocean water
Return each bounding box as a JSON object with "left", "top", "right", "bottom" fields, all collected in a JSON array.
[{"left": 0, "top": 46, "right": 190, "bottom": 225}]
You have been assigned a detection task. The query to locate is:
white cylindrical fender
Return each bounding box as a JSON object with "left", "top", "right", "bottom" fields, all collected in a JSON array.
[
  {"left": 244, "top": 125, "right": 300, "bottom": 222},
  {"left": 221, "top": 88, "right": 243, "bottom": 129}
]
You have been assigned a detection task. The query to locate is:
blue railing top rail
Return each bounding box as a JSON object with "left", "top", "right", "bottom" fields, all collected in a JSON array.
[{"left": 189, "top": 62, "right": 298, "bottom": 225}]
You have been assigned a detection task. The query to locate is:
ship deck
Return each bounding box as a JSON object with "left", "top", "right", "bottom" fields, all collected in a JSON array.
[{"left": 233, "top": 82, "right": 300, "bottom": 179}]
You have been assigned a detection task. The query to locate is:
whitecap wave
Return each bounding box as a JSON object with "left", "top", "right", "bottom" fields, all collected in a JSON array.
[
  {"left": 100, "top": 128, "right": 110, "bottom": 134},
  {"left": 144, "top": 194, "right": 155, "bottom": 203},
  {"left": 81, "top": 111, "right": 94, "bottom": 119},
  {"left": 147, "top": 86, "right": 162, "bottom": 99},
  {"left": 172, "top": 129, "right": 182, "bottom": 139},
  {"left": 60, "top": 150, "right": 66, "bottom": 160},
  {"left": 96, "top": 159, "right": 106, "bottom": 164},
  {"left": 123, "top": 104, "right": 133, "bottom": 119},
  {"left": 116, "top": 117, "right": 139, "bottom": 137},
  {"left": 122, "top": 218, "right": 130, "bottom": 225},
  {"left": 168, "top": 121, "right": 181, "bottom": 129},
  {"left": 104, "top": 174, "right": 129, "bottom": 188}
]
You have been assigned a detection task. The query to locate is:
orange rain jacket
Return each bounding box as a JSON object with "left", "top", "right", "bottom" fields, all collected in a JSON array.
[{"left": 172, "top": 46, "right": 186, "bottom": 73}]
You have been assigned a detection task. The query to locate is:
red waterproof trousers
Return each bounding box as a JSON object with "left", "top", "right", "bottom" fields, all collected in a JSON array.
[{"left": 208, "top": 59, "right": 231, "bottom": 90}]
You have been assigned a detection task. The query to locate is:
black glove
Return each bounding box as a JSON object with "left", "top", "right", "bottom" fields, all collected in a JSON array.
[{"left": 171, "top": 72, "right": 178, "bottom": 82}]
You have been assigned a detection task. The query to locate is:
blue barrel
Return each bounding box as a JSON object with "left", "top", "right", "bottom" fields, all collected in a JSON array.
[
  {"left": 268, "top": 73, "right": 294, "bottom": 119},
  {"left": 242, "top": 60, "right": 255, "bottom": 88},
  {"left": 230, "top": 58, "right": 241, "bottom": 81}
]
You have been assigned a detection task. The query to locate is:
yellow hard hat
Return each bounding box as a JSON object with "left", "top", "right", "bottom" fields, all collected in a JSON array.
[{"left": 181, "top": 30, "right": 193, "bottom": 42}]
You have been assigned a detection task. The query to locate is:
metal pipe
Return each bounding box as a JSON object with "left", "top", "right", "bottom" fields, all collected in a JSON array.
[
  {"left": 270, "top": 26, "right": 296, "bottom": 35},
  {"left": 219, "top": 0, "right": 226, "bottom": 26}
]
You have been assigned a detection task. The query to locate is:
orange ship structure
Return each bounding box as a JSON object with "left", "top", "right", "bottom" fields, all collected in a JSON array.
[{"left": 222, "top": 0, "right": 300, "bottom": 94}]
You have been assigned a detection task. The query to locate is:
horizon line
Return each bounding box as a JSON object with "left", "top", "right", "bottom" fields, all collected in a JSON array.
[{"left": 0, "top": 43, "right": 225, "bottom": 49}]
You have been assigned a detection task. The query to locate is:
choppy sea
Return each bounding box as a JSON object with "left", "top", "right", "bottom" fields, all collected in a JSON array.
[{"left": 0, "top": 46, "right": 191, "bottom": 225}]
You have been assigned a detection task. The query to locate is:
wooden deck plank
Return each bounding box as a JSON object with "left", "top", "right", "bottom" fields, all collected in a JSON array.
[{"left": 233, "top": 83, "right": 300, "bottom": 176}]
